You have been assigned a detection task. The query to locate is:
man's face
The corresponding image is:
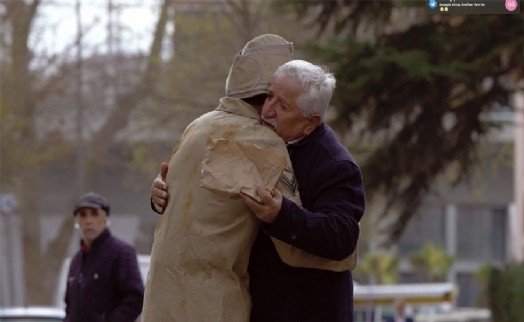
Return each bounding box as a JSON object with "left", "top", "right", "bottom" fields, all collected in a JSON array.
[
  {"left": 261, "top": 74, "right": 319, "bottom": 143},
  {"left": 75, "top": 207, "right": 108, "bottom": 245}
]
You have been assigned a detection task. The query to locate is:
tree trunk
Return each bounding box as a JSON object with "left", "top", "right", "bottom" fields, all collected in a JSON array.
[{"left": 3, "top": 0, "right": 170, "bottom": 304}]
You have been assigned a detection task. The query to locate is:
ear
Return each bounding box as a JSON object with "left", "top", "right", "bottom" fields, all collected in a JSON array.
[{"left": 303, "top": 115, "right": 322, "bottom": 136}]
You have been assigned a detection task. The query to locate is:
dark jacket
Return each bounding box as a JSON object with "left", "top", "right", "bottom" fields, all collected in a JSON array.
[
  {"left": 64, "top": 229, "right": 144, "bottom": 322},
  {"left": 249, "top": 124, "right": 365, "bottom": 322}
]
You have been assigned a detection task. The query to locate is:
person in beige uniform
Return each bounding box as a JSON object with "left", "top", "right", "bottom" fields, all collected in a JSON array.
[{"left": 141, "top": 34, "right": 298, "bottom": 322}]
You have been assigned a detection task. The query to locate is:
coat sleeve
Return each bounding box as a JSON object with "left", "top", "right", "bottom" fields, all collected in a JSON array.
[
  {"left": 63, "top": 269, "right": 72, "bottom": 322},
  {"left": 107, "top": 246, "right": 145, "bottom": 322},
  {"left": 63, "top": 254, "right": 80, "bottom": 322},
  {"left": 267, "top": 159, "right": 365, "bottom": 261}
]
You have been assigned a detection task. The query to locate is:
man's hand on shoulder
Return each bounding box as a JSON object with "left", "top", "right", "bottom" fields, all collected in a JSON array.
[{"left": 151, "top": 162, "right": 169, "bottom": 214}]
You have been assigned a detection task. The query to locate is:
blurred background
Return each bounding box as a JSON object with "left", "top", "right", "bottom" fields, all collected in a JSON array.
[{"left": 0, "top": 0, "right": 523, "bottom": 320}]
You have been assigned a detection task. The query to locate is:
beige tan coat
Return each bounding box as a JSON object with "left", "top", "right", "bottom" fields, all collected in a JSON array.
[{"left": 141, "top": 97, "right": 299, "bottom": 322}]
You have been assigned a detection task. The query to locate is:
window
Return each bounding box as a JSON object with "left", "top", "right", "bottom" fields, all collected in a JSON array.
[
  {"left": 456, "top": 205, "right": 507, "bottom": 262},
  {"left": 399, "top": 205, "right": 446, "bottom": 256}
]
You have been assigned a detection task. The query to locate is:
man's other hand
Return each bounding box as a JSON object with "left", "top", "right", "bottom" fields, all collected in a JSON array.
[
  {"left": 240, "top": 185, "right": 282, "bottom": 224},
  {"left": 151, "top": 162, "right": 169, "bottom": 214}
]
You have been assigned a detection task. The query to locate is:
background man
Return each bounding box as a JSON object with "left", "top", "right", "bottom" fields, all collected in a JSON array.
[
  {"left": 385, "top": 298, "right": 414, "bottom": 322},
  {"left": 64, "top": 192, "right": 144, "bottom": 322}
]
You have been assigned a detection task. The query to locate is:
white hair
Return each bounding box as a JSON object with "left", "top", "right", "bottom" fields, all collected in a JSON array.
[{"left": 273, "top": 59, "right": 336, "bottom": 121}]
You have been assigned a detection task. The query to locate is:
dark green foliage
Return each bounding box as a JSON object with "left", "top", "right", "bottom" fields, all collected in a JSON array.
[
  {"left": 285, "top": 0, "right": 524, "bottom": 243},
  {"left": 274, "top": 0, "right": 394, "bottom": 34},
  {"left": 488, "top": 264, "right": 524, "bottom": 322}
]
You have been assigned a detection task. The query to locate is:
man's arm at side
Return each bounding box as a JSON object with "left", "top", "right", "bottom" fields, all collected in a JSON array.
[{"left": 108, "top": 246, "right": 145, "bottom": 321}]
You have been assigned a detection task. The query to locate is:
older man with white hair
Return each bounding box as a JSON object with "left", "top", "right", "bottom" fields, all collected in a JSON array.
[{"left": 242, "top": 60, "right": 365, "bottom": 322}]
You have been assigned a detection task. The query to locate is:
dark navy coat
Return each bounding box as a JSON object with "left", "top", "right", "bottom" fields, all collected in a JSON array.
[
  {"left": 64, "top": 229, "right": 144, "bottom": 322},
  {"left": 249, "top": 124, "right": 365, "bottom": 322}
]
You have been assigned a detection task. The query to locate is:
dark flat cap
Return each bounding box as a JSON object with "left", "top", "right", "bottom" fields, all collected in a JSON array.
[{"left": 73, "top": 192, "right": 110, "bottom": 216}]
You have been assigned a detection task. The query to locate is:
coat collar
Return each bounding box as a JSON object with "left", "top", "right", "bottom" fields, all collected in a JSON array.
[
  {"left": 216, "top": 97, "right": 261, "bottom": 122},
  {"left": 81, "top": 228, "right": 110, "bottom": 253},
  {"left": 287, "top": 123, "right": 326, "bottom": 149}
]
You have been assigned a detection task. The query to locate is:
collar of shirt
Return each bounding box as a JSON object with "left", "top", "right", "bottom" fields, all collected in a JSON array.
[
  {"left": 80, "top": 228, "right": 110, "bottom": 253},
  {"left": 286, "top": 123, "right": 326, "bottom": 150}
]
